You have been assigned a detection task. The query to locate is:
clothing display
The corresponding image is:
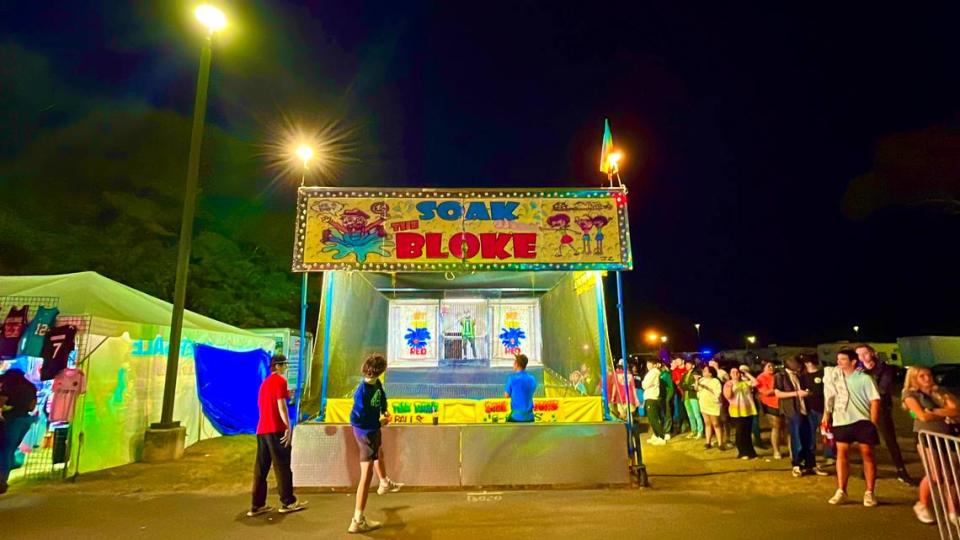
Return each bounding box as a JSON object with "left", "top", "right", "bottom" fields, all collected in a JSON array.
[
  {"left": 40, "top": 325, "right": 77, "bottom": 381},
  {"left": 0, "top": 305, "right": 30, "bottom": 359},
  {"left": 49, "top": 368, "right": 86, "bottom": 423},
  {"left": 18, "top": 306, "right": 60, "bottom": 358}
]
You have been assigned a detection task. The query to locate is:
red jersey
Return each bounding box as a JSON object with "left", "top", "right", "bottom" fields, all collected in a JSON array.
[{"left": 256, "top": 373, "right": 291, "bottom": 435}]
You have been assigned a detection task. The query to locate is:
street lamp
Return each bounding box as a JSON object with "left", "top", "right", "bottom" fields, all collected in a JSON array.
[
  {"left": 694, "top": 323, "right": 701, "bottom": 347},
  {"left": 154, "top": 4, "right": 227, "bottom": 432},
  {"left": 660, "top": 335, "right": 668, "bottom": 344},
  {"left": 296, "top": 144, "right": 314, "bottom": 185},
  {"left": 746, "top": 335, "right": 757, "bottom": 345},
  {"left": 294, "top": 143, "right": 315, "bottom": 425},
  {"left": 853, "top": 325, "right": 860, "bottom": 338}
]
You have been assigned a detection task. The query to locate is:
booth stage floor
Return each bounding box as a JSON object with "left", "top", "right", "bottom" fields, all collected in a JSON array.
[{"left": 385, "top": 366, "right": 545, "bottom": 399}]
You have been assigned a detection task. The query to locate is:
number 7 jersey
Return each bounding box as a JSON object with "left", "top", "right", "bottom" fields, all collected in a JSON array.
[{"left": 40, "top": 324, "right": 78, "bottom": 381}]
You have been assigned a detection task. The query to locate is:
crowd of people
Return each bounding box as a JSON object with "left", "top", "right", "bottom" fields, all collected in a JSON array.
[{"left": 607, "top": 344, "right": 957, "bottom": 524}]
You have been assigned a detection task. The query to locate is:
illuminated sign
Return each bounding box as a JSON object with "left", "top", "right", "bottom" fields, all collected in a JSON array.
[{"left": 293, "top": 188, "right": 632, "bottom": 272}]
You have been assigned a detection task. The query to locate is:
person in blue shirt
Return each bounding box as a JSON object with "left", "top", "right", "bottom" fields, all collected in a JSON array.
[
  {"left": 348, "top": 354, "right": 403, "bottom": 533},
  {"left": 504, "top": 354, "right": 537, "bottom": 422}
]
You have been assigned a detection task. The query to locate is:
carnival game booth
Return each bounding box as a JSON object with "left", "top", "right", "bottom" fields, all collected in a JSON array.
[
  {"left": 291, "top": 187, "right": 633, "bottom": 488},
  {"left": 0, "top": 272, "right": 273, "bottom": 479}
]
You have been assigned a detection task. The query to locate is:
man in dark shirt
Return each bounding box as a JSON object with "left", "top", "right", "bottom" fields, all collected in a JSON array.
[
  {"left": 857, "top": 344, "right": 911, "bottom": 484},
  {"left": 775, "top": 356, "right": 826, "bottom": 477},
  {"left": 801, "top": 355, "right": 835, "bottom": 464},
  {"left": 0, "top": 369, "right": 38, "bottom": 494}
]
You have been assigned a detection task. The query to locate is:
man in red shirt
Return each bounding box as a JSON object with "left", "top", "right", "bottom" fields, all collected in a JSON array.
[{"left": 247, "top": 355, "right": 307, "bottom": 517}]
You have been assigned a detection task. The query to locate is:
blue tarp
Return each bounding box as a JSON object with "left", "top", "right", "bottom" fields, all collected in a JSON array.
[{"left": 195, "top": 345, "right": 270, "bottom": 435}]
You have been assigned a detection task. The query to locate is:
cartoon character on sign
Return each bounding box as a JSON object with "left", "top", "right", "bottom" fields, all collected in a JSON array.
[
  {"left": 575, "top": 215, "right": 594, "bottom": 254},
  {"left": 320, "top": 206, "right": 394, "bottom": 263},
  {"left": 404, "top": 327, "right": 431, "bottom": 355},
  {"left": 546, "top": 213, "right": 578, "bottom": 257},
  {"left": 591, "top": 215, "right": 610, "bottom": 255}
]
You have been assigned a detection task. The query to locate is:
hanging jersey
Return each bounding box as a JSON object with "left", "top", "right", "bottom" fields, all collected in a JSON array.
[
  {"left": 49, "top": 367, "right": 86, "bottom": 422},
  {"left": 40, "top": 325, "right": 77, "bottom": 381},
  {"left": 0, "top": 305, "right": 30, "bottom": 359},
  {"left": 18, "top": 306, "right": 60, "bottom": 357}
]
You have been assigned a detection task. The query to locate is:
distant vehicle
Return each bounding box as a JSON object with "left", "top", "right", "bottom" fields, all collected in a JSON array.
[
  {"left": 898, "top": 336, "right": 960, "bottom": 367},
  {"left": 817, "top": 342, "right": 901, "bottom": 367}
]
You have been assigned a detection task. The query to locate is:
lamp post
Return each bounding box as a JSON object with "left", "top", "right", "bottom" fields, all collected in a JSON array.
[
  {"left": 294, "top": 144, "right": 314, "bottom": 425},
  {"left": 154, "top": 5, "right": 226, "bottom": 430},
  {"left": 853, "top": 325, "right": 860, "bottom": 340},
  {"left": 694, "top": 323, "right": 701, "bottom": 348}
]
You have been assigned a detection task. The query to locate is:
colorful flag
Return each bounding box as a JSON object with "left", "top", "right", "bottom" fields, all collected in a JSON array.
[{"left": 599, "top": 118, "right": 615, "bottom": 174}]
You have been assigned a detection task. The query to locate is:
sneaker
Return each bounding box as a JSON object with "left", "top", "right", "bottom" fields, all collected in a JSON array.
[
  {"left": 348, "top": 516, "right": 382, "bottom": 534},
  {"left": 696, "top": 432, "right": 705, "bottom": 439},
  {"left": 773, "top": 452, "right": 783, "bottom": 460},
  {"left": 278, "top": 501, "right": 308, "bottom": 514},
  {"left": 792, "top": 466, "right": 803, "bottom": 478},
  {"left": 897, "top": 471, "right": 914, "bottom": 486},
  {"left": 687, "top": 432, "right": 698, "bottom": 439},
  {"left": 377, "top": 479, "right": 404, "bottom": 495},
  {"left": 246, "top": 505, "right": 273, "bottom": 517},
  {"left": 813, "top": 466, "right": 829, "bottom": 477},
  {"left": 649, "top": 436, "right": 666, "bottom": 446},
  {"left": 863, "top": 491, "right": 878, "bottom": 507},
  {"left": 828, "top": 489, "right": 848, "bottom": 505},
  {"left": 914, "top": 502, "right": 935, "bottom": 524}
]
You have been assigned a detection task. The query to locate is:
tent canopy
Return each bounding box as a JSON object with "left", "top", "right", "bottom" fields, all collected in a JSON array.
[{"left": 0, "top": 272, "right": 256, "bottom": 337}]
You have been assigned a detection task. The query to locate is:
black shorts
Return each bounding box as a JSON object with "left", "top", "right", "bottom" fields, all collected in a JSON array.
[
  {"left": 833, "top": 420, "right": 880, "bottom": 446},
  {"left": 352, "top": 428, "right": 382, "bottom": 462},
  {"left": 762, "top": 405, "right": 781, "bottom": 417}
]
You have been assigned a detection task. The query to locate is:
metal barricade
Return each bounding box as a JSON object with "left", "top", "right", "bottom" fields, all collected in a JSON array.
[{"left": 919, "top": 430, "right": 960, "bottom": 539}]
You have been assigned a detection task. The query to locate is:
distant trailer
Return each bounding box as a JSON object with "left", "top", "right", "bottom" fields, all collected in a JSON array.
[
  {"left": 816, "top": 342, "right": 902, "bottom": 367},
  {"left": 898, "top": 336, "right": 960, "bottom": 366}
]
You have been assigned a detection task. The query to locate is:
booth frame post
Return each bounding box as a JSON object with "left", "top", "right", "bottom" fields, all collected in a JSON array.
[
  {"left": 295, "top": 272, "right": 308, "bottom": 425},
  {"left": 617, "top": 270, "right": 647, "bottom": 486},
  {"left": 319, "top": 272, "right": 335, "bottom": 420},
  {"left": 594, "top": 272, "right": 611, "bottom": 421}
]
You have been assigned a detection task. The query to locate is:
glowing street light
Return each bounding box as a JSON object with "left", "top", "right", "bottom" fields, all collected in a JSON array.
[
  {"left": 853, "top": 325, "right": 860, "bottom": 336},
  {"left": 295, "top": 144, "right": 314, "bottom": 185},
  {"left": 694, "top": 323, "right": 701, "bottom": 345},
  {"left": 195, "top": 5, "right": 227, "bottom": 34},
  {"left": 156, "top": 4, "right": 228, "bottom": 431},
  {"left": 645, "top": 331, "right": 660, "bottom": 345},
  {"left": 660, "top": 335, "right": 668, "bottom": 344},
  {"left": 746, "top": 335, "right": 757, "bottom": 345},
  {"left": 296, "top": 144, "right": 314, "bottom": 167}
]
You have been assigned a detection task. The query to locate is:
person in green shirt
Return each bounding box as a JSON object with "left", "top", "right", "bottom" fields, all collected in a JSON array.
[
  {"left": 680, "top": 358, "right": 704, "bottom": 439},
  {"left": 659, "top": 366, "right": 675, "bottom": 439},
  {"left": 459, "top": 313, "right": 477, "bottom": 359}
]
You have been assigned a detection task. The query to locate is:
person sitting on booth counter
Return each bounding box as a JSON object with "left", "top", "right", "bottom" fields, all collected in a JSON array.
[{"left": 505, "top": 354, "right": 537, "bottom": 422}]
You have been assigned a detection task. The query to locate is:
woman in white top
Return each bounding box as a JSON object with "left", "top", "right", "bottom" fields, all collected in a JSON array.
[
  {"left": 642, "top": 359, "right": 666, "bottom": 445},
  {"left": 697, "top": 365, "right": 726, "bottom": 450}
]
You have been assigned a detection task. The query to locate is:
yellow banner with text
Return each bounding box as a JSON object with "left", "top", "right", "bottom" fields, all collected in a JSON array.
[{"left": 293, "top": 188, "right": 632, "bottom": 272}]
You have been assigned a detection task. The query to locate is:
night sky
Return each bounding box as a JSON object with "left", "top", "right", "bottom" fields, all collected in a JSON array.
[{"left": 2, "top": 2, "right": 958, "bottom": 351}]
